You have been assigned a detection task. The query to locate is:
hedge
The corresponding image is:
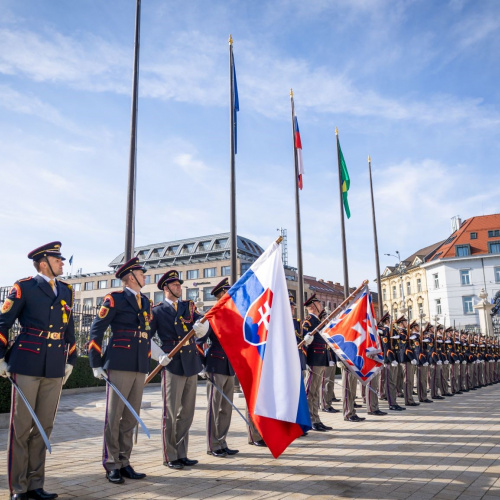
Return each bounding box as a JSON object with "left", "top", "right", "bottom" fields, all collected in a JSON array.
[{"left": 0, "top": 356, "right": 162, "bottom": 414}]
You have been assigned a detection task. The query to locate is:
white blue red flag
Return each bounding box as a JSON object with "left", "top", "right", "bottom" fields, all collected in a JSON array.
[
  {"left": 294, "top": 116, "right": 304, "bottom": 189},
  {"left": 319, "top": 284, "right": 383, "bottom": 384},
  {"left": 204, "top": 240, "right": 311, "bottom": 458}
]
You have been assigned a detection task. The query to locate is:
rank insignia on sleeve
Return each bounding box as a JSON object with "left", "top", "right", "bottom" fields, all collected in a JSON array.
[
  {"left": 98, "top": 306, "right": 109, "bottom": 318},
  {"left": 1, "top": 299, "right": 14, "bottom": 314}
]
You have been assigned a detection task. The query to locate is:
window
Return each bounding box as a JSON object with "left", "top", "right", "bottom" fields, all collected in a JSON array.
[
  {"left": 470, "top": 232, "right": 478, "bottom": 240},
  {"left": 495, "top": 267, "right": 500, "bottom": 283},
  {"left": 187, "top": 269, "right": 199, "bottom": 280},
  {"left": 204, "top": 267, "right": 216, "bottom": 278},
  {"left": 433, "top": 274, "right": 439, "bottom": 289},
  {"left": 98, "top": 280, "right": 107, "bottom": 289},
  {"left": 399, "top": 283, "right": 403, "bottom": 297},
  {"left": 455, "top": 245, "right": 470, "bottom": 257},
  {"left": 165, "top": 245, "right": 179, "bottom": 256},
  {"left": 488, "top": 241, "right": 500, "bottom": 254},
  {"left": 186, "top": 288, "right": 199, "bottom": 301},
  {"left": 221, "top": 266, "right": 230, "bottom": 276},
  {"left": 417, "top": 278, "right": 422, "bottom": 292},
  {"left": 418, "top": 303, "right": 424, "bottom": 315},
  {"left": 460, "top": 269, "right": 471, "bottom": 285},
  {"left": 73, "top": 283, "right": 81, "bottom": 291},
  {"left": 150, "top": 247, "right": 163, "bottom": 259},
  {"left": 382, "top": 288, "right": 387, "bottom": 301},
  {"left": 144, "top": 275, "right": 151, "bottom": 285},
  {"left": 241, "top": 262, "right": 251, "bottom": 274},
  {"left": 488, "top": 230, "right": 500, "bottom": 238},
  {"left": 406, "top": 281, "right": 411, "bottom": 296},
  {"left": 111, "top": 278, "right": 120, "bottom": 288},
  {"left": 73, "top": 299, "right": 80, "bottom": 311},
  {"left": 408, "top": 306, "right": 413, "bottom": 321},
  {"left": 203, "top": 287, "right": 214, "bottom": 301},
  {"left": 214, "top": 238, "right": 228, "bottom": 249},
  {"left": 463, "top": 296, "right": 474, "bottom": 314},
  {"left": 181, "top": 243, "right": 195, "bottom": 254},
  {"left": 436, "top": 299, "right": 442, "bottom": 315},
  {"left": 154, "top": 274, "right": 163, "bottom": 283},
  {"left": 198, "top": 241, "right": 212, "bottom": 252},
  {"left": 154, "top": 291, "right": 163, "bottom": 304},
  {"left": 136, "top": 249, "right": 148, "bottom": 260},
  {"left": 392, "top": 286, "right": 397, "bottom": 299},
  {"left": 96, "top": 297, "right": 105, "bottom": 307},
  {"left": 83, "top": 298, "right": 93, "bottom": 308},
  {"left": 84, "top": 281, "right": 94, "bottom": 291}
]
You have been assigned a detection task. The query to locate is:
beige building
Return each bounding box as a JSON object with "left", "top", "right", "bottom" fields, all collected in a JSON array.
[
  {"left": 380, "top": 241, "right": 444, "bottom": 323},
  {"left": 63, "top": 232, "right": 310, "bottom": 313}
]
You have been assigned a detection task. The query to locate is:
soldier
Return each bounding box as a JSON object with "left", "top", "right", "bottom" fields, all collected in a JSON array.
[
  {"left": 441, "top": 328, "right": 454, "bottom": 397},
  {"left": 402, "top": 318, "right": 419, "bottom": 407},
  {"left": 449, "top": 330, "right": 462, "bottom": 394},
  {"left": 458, "top": 333, "right": 469, "bottom": 392},
  {"left": 302, "top": 295, "right": 333, "bottom": 430},
  {"left": 0, "top": 241, "right": 77, "bottom": 500},
  {"left": 394, "top": 316, "right": 406, "bottom": 398},
  {"left": 88, "top": 257, "right": 151, "bottom": 484},
  {"left": 418, "top": 326, "right": 432, "bottom": 403},
  {"left": 197, "top": 278, "right": 239, "bottom": 457},
  {"left": 149, "top": 270, "right": 208, "bottom": 469},
  {"left": 428, "top": 324, "right": 444, "bottom": 399}
]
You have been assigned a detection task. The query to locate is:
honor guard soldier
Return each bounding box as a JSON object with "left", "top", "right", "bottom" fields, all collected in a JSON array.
[
  {"left": 458, "top": 333, "right": 469, "bottom": 392},
  {"left": 302, "top": 295, "right": 334, "bottom": 430},
  {"left": 403, "top": 321, "right": 419, "bottom": 407},
  {"left": 418, "top": 326, "right": 433, "bottom": 403},
  {"left": 0, "top": 241, "right": 77, "bottom": 500},
  {"left": 395, "top": 316, "right": 406, "bottom": 398},
  {"left": 441, "top": 328, "right": 454, "bottom": 396},
  {"left": 88, "top": 257, "right": 150, "bottom": 485},
  {"left": 197, "top": 278, "right": 239, "bottom": 457},
  {"left": 149, "top": 270, "right": 208, "bottom": 470},
  {"left": 450, "top": 330, "right": 463, "bottom": 394}
]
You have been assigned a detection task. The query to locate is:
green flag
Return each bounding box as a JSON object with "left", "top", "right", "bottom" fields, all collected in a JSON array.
[{"left": 338, "top": 141, "right": 351, "bottom": 218}]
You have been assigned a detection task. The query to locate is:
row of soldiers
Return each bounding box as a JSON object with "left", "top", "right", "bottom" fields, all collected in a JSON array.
[{"left": 1, "top": 241, "right": 498, "bottom": 500}]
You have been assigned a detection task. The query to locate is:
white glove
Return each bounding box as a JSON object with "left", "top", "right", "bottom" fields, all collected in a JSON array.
[
  {"left": 159, "top": 353, "right": 172, "bottom": 366},
  {"left": 329, "top": 360, "right": 335, "bottom": 366},
  {"left": 444, "top": 360, "right": 449, "bottom": 365},
  {"left": 411, "top": 359, "right": 417, "bottom": 365},
  {"left": 437, "top": 360, "right": 442, "bottom": 365},
  {"left": 198, "top": 368, "right": 207, "bottom": 379},
  {"left": 0, "top": 358, "right": 10, "bottom": 378},
  {"left": 193, "top": 320, "right": 209, "bottom": 338},
  {"left": 462, "top": 360, "right": 467, "bottom": 365},
  {"left": 455, "top": 360, "right": 460, "bottom": 364},
  {"left": 391, "top": 335, "right": 400, "bottom": 340},
  {"left": 423, "top": 362, "right": 429, "bottom": 367},
  {"left": 63, "top": 364, "right": 73, "bottom": 384},
  {"left": 304, "top": 333, "right": 314, "bottom": 346},
  {"left": 391, "top": 360, "right": 398, "bottom": 367},
  {"left": 150, "top": 341, "right": 164, "bottom": 361},
  {"left": 93, "top": 367, "right": 106, "bottom": 379},
  {"left": 497, "top": 359, "right": 500, "bottom": 363}
]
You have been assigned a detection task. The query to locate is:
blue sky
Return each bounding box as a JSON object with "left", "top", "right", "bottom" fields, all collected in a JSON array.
[{"left": 1, "top": 0, "right": 499, "bottom": 288}]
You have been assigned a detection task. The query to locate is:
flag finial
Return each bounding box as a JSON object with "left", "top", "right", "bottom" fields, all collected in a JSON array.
[
  {"left": 368, "top": 155, "right": 371, "bottom": 162},
  {"left": 229, "top": 34, "right": 233, "bottom": 45},
  {"left": 290, "top": 88, "right": 294, "bottom": 97},
  {"left": 335, "top": 127, "right": 338, "bottom": 135}
]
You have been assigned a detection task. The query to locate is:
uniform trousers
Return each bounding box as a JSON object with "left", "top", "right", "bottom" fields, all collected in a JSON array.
[
  {"left": 452, "top": 363, "right": 460, "bottom": 392},
  {"left": 342, "top": 368, "right": 357, "bottom": 419},
  {"left": 385, "top": 364, "right": 398, "bottom": 407},
  {"left": 478, "top": 362, "right": 485, "bottom": 386},
  {"left": 378, "top": 365, "right": 386, "bottom": 399},
  {"left": 460, "top": 363, "right": 468, "bottom": 390},
  {"left": 430, "top": 364, "right": 443, "bottom": 397},
  {"left": 471, "top": 363, "right": 478, "bottom": 388},
  {"left": 206, "top": 373, "right": 234, "bottom": 452},
  {"left": 396, "top": 363, "right": 404, "bottom": 395},
  {"left": 306, "top": 365, "right": 326, "bottom": 424},
  {"left": 321, "top": 365, "right": 336, "bottom": 409},
  {"left": 441, "top": 363, "right": 451, "bottom": 394},
  {"left": 366, "top": 373, "right": 380, "bottom": 412},
  {"left": 467, "top": 363, "right": 474, "bottom": 389},
  {"left": 103, "top": 369, "right": 145, "bottom": 471},
  {"left": 8, "top": 374, "right": 62, "bottom": 494},
  {"left": 246, "top": 406, "right": 263, "bottom": 443},
  {"left": 403, "top": 363, "right": 416, "bottom": 405},
  {"left": 417, "top": 365, "right": 428, "bottom": 402},
  {"left": 161, "top": 370, "right": 197, "bottom": 462}
]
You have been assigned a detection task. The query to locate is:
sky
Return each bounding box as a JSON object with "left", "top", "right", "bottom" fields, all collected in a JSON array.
[{"left": 1, "top": 0, "right": 499, "bottom": 288}]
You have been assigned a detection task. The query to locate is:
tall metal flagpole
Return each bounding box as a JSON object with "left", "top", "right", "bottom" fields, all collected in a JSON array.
[
  {"left": 368, "top": 155, "right": 383, "bottom": 319},
  {"left": 229, "top": 35, "right": 237, "bottom": 286},
  {"left": 336, "top": 127, "right": 349, "bottom": 297},
  {"left": 124, "top": 0, "right": 141, "bottom": 261},
  {"left": 290, "top": 90, "right": 304, "bottom": 322}
]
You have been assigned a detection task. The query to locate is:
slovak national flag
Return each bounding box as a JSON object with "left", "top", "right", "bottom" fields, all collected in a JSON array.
[{"left": 204, "top": 240, "right": 311, "bottom": 458}]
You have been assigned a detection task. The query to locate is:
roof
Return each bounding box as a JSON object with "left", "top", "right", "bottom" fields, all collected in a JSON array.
[
  {"left": 108, "top": 233, "right": 264, "bottom": 270},
  {"left": 304, "top": 275, "right": 344, "bottom": 296},
  {"left": 429, "top": 213, "right": 500, "bottom": 260}
]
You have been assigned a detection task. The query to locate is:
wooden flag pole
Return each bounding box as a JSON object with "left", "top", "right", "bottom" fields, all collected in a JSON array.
[{"left": 298, "top": 279, "right": 369, "bottom": 349}]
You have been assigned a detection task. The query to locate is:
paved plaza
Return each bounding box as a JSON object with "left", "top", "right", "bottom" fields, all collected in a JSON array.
[{"left": 1, "top": 381, "right": 500, "bottom": 500}]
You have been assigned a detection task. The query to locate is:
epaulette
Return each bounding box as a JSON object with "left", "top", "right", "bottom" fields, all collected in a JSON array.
[
  {"left": 18, "top": 276, "right": 33, "bottom": 282},
  {"left": 58, "top": 280, "right": 74, "bottom": 307}
]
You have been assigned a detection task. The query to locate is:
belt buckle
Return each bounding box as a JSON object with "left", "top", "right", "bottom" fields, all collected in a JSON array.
[
  {"left": 141, "top": 332, "right": 148, "bottom": 339},
  {"left": 49, "top": 332, "right": 59, "bottom": 340}
]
